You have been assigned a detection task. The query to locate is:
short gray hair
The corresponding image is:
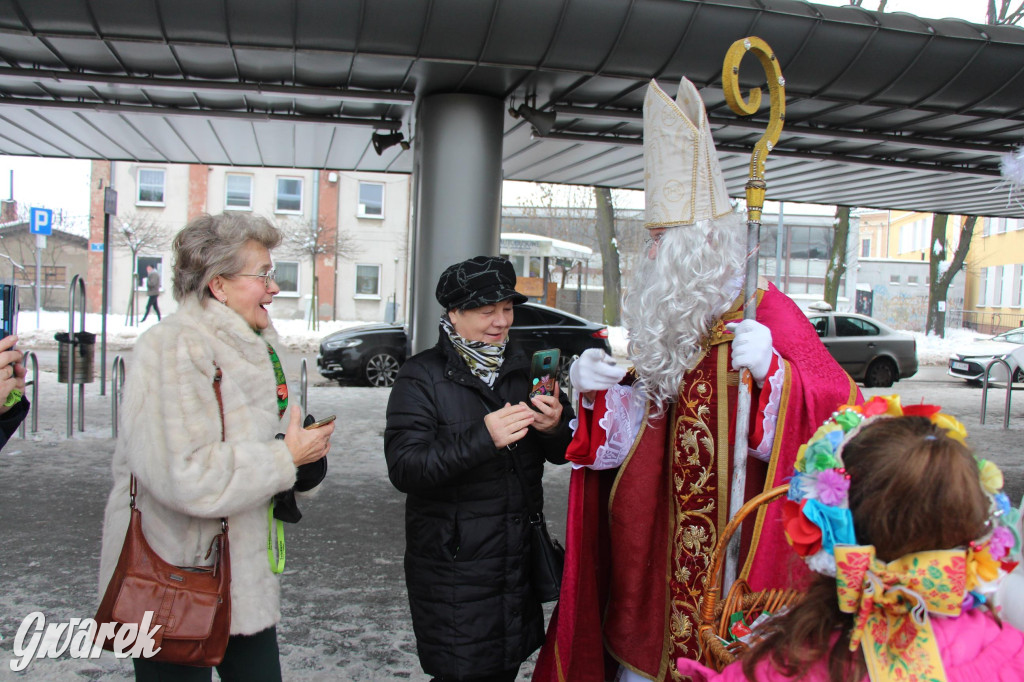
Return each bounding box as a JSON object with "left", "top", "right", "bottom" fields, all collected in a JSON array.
[{"left": 171, "top": 213, "right": 282, "bottom": 303}]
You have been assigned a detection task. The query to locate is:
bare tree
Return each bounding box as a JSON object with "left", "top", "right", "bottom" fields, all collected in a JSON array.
[
  {"left": 594, "top": 187, "right": 621, "bottom": 326},
  {"left": 115, "top": 212, "right": 170, "bottom": 326},
  {"left": 988, "top": 0, "right": 1024, "bottom": 24},
  {"left": 926, "top": 215, "right": 978, "bottom": 337},
  {"left": 277, "top": 217, "right": 361, "bottom": 331},
  {"left": 823, "top": 207, "right": 852, "bottom": 309}
]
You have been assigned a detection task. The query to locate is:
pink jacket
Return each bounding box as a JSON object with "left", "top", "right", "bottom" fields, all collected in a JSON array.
[{"left": 677, "top": 610, "right": 1024, "bottom": 682}]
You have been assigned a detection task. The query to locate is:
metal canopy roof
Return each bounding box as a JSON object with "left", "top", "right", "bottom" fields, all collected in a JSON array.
[{"left": 0, "top": 0, "right": 1022, "bottom": 217}]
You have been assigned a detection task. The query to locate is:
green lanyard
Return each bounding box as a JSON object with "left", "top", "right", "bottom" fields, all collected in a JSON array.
[{"left": 267, "top": 500, "right": 286, "bottom": 574}]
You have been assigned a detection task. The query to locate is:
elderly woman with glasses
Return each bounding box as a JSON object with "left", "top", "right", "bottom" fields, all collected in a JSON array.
[{"left": 98, "top": 213, "right": 333, "bottom": 681}]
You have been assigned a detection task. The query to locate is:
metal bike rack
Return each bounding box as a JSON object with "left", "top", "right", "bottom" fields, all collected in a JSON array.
[
  {"left": 980, "top": 357, "right": 1013, "bottom": 429},
  {"left": 18, "top": 350, "right": 39, "bottom": 437},
  {"left": 66, "top": 274, "right": 87, "bottom": 437},
  {"left": 111, "top": 355, "right": 126, "bottom": 438},
  {"left": 300, "top": 357, "right": 308, "bottom": 414}
]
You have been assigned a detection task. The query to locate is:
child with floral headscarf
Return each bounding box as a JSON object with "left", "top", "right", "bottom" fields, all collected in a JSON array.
[{"left": 678, "top": 395, "right": 1024, "bottom": 682}]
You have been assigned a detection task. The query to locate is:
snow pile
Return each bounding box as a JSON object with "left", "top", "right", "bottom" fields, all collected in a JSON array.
[{"left": 12, "top": 309, "right": 993, "bottom": 365}]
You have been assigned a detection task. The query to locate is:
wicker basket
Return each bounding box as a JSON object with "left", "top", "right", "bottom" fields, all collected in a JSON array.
[{"left": 696, "top": 484, "right": 800, "bottom": 672}]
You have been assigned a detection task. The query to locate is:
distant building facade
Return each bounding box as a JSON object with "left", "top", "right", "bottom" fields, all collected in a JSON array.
[{"left": 86, "top": 161, "right": 411, "bottom": 323}]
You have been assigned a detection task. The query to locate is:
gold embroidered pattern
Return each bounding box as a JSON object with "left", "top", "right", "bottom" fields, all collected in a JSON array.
[{"left": 667, "top": 363, "right": 719, "bottom": 676}]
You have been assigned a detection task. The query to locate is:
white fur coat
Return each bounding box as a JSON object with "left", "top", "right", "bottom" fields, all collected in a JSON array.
[{"left": 99, "top": 297, "right": 297, "bottom": 636}]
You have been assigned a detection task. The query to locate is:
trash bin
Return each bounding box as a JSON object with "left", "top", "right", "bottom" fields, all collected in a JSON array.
[{"left": 55, "top": 331, "right": 96, "bottom": 384}]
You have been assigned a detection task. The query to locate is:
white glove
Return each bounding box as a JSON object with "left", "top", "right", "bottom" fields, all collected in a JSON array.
[
  {"left": 726, "top": 320, "right": 773, "bottom": 386},
  {"left": 569, "top": 348, "right": 627, "bottom": 393}
]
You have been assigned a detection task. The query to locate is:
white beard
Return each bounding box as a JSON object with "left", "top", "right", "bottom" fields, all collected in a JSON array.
[{"left": 623, "top": 214, "right": 746, "bottom": 412}]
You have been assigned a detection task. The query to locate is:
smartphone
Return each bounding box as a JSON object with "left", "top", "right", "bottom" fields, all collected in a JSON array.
[
  {"left": 529, "top": 349, "right": 560, "bottom": 401},
  {"left": 304, "top": 414, "right": 337, "bottom": 429},
  {"left": 0, "top": 284, "right": 17, "bottom": 338}
]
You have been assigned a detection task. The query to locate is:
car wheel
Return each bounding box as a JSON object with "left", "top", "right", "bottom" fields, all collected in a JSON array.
[
  {"left": 1014, "top": 367, "right": 1024, "bottom": 384},
  {"left": 864, "top": 358, "right": 896, "bottom": 388},
  {"left": 363, "top": 350, "right": 401, "bottom": 387}
]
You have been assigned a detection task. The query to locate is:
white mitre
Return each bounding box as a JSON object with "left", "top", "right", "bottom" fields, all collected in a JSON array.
[{"left": 644, "top": 77, "right": 733, "bottom": 228}]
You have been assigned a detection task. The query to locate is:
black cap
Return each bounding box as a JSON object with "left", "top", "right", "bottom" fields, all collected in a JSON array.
[{"left": 435, "top": 256, "right": 528, "bottom": 310}]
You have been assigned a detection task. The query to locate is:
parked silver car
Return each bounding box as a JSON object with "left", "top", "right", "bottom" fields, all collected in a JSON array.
[
  {"left": 806, "top": 305, "right": 918, "bottom": 387},
  {"left": 947, "top": 328, "right": 1024, "bottom": 384}
]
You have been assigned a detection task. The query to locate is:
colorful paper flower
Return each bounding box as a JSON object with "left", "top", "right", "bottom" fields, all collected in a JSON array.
[
  {"left": 978, "top": 459, "right": 1004, "bottom": 495},
  {"left": 816, "top": 468, "right": 850, "bottom": 506},
  {"left": 782, "top": 500, "right": 822, "bottom": 557}
]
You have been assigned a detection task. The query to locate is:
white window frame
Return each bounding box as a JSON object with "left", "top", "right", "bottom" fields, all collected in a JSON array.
[
  {"left": 136, "top": 168, "right": 166, "bottom": 206},
  {"left": 860, "top": 238, "right": 871, "bottom": 258},
  {"left": 357, "top": 181, "right": 385, "bottom": 219},
  {"left": 136, "top": 256, "right": 165, "bottom": 291},
  {"left": 273, "top": 260, "right": 300, "bottom": 297},
  {"left": 354, "top": 263, "right": 382, "bottom": 299},
  {"left": 1012, "top": 264, "right": 1023, "bottom": 308},
  {"left": 275, "top": 176, "right": 303, "bottom": 214},
  {"left": 225, "top": 173, "right": 253, "bottom": 211},
  {"left": 981, "top": 267, "right": 992, "bottom": 306}
]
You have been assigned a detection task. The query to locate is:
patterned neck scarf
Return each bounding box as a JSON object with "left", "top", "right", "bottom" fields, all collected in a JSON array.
[
  {"left": 264, "top": 340, "right": 288, "bottom": 417},
  {"left": 835, "top": 544, "right": 968, "bottom": 682},
  {"left": 440, "top": 314, "right": 506, "bottom": 387}
]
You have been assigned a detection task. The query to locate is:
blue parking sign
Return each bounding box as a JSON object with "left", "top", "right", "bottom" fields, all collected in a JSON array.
[{"left": 29, "top": 207, "right": 53, "bottom": 235}]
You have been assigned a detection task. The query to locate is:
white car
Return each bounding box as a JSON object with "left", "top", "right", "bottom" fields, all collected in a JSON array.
[{"left": 947, "top": 328, "right": 1024, "bottom": 384}]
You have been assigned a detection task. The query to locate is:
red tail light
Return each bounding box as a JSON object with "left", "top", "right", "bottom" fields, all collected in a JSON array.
[{"left": 591, "top": 328, "right": 608, "bottom": 339}]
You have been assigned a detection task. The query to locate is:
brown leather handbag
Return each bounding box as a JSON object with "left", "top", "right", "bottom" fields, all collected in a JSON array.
[{"left": 94, "top": 362, "right": 231, "bottom": 667}]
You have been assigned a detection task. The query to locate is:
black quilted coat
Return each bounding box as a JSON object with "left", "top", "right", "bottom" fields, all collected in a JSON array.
[{"left": 384, "top": 332, "right": 573, "bottom": 680}]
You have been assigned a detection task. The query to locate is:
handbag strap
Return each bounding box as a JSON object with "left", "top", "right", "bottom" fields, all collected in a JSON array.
[
  {"left": 128, "top": 361, "right": 228, "bottom": 532},
  {"left": 509, "top": 446, "right": 544, "bottom": 523}
]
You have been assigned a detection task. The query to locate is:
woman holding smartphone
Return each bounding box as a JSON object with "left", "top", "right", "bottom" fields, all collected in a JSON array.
[{"left": 384, "top": 255, "right": 573, "bottom": 682}]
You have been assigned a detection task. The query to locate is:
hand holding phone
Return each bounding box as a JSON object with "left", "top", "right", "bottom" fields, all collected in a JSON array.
[
  {"left": 529, "top": 349, "right": 561, "bottom": 403},
  {"left": 304, "top": 414, "right": 337, "bottom": 430}
]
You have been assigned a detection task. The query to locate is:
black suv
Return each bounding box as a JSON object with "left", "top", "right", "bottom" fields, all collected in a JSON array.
[{"left": 317, "top": 302, "right": 612, "bottom": 387}]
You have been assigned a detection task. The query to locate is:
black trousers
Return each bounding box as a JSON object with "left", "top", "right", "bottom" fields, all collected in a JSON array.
[
  {"left": 131, "top": 626, "right": 281, "bottom": 681},
  {"left": 140, "top": 295, "right": 161, "bottom": 321},
  {"left": 430, "top": 669, "right": 519, "bottom": 682}
]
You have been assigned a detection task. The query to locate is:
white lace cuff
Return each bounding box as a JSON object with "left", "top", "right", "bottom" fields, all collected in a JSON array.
[
  {"left": 586, "top": 384, "right": 645, "bottom": 470},
  {"left": 750, "top": 350, "right": 784, "bottom": 463}
]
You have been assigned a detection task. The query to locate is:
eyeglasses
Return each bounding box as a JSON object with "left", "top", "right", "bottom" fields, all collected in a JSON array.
[
  {"left": 236, "top": 268, "right": 277, "bottom": 288},
  {"left": 643, "top": 232, "right": 665, "bottom": 249}
]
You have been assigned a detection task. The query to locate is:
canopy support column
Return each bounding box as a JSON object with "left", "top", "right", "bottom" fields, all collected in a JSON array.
[{"left": 410, "top": 94, "right": 504, "bottom": 354}]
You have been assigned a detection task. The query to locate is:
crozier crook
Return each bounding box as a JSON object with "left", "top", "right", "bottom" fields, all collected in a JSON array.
[{"left": 721, "top": 36, "right": 786, "bottom": 592}]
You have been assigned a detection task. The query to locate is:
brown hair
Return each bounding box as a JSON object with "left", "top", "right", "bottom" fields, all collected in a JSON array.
[{"left": 740, "top": 416, "right": 990, "bottom": 682}]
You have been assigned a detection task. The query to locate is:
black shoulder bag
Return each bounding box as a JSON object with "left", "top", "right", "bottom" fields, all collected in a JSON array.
[{"left": 511, "top": 449, "right": 565, "bottom": 603}]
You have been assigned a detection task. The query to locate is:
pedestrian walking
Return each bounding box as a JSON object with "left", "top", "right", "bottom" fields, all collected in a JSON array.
[{"left": 139, "top": 264, "right": 161, "bottom": 322}]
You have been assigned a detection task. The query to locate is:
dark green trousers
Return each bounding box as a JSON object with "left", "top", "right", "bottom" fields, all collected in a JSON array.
[{"left": 132, "top": 626, "right": 282, "bottom": 682}]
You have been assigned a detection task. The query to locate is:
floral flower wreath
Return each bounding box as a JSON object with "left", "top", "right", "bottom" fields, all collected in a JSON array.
[{"left": 783, "top": 394, "right": 1022, "bottom": 605}]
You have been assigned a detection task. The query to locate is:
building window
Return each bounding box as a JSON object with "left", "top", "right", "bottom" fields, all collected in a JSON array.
[
  {"left": 358, "top": 182, "right": 384, "bottom": 218},
  {"left": 355, "top": 264, "right": 381, "bottom": 297},
  {"left": 1012, "top": 264, "right": 1023, "bottom": 308},
  {"left": 889, "top": 274, "right": 900, "bottom": 285},
  {"left": 993, "top": 265, "right": 1005, "bottom": 306},
  {"left": 860, "top": 239, "right": 871, "bottom": 258},
  {"left": 137, "top": 169, "right": 165, "bottom": 205},
  {"left": 980, "top": 267, "right": 991, "bottom": 306},
  {"left": 276, "top": 177, "right": 303, "bottom": 213},
  {"left": 274, "top": 260, "right": 299, "bottom": 295},
  {"left": 136, "top": 256, "right": 164, "bottom": 290},
  {"left": 226, "top": 174, "right": 253, "bottom": 210},
  {"left": 907, "top": 275, "right": 919, "bottom": 285}
]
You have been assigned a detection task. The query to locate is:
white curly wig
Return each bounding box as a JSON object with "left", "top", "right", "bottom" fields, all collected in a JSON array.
[{"left": 623, "top": 213, "right": 746, "bottom": 412}]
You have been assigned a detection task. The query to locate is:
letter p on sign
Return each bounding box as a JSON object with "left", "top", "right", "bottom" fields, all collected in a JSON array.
[{"left": 29, "top": 208, "right": 52, "bottom": 236}]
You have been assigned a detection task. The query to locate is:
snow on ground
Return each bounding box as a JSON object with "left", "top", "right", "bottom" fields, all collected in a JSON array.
[{"left": 13, "top": 308, "right": 988, "bottom": 365}]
